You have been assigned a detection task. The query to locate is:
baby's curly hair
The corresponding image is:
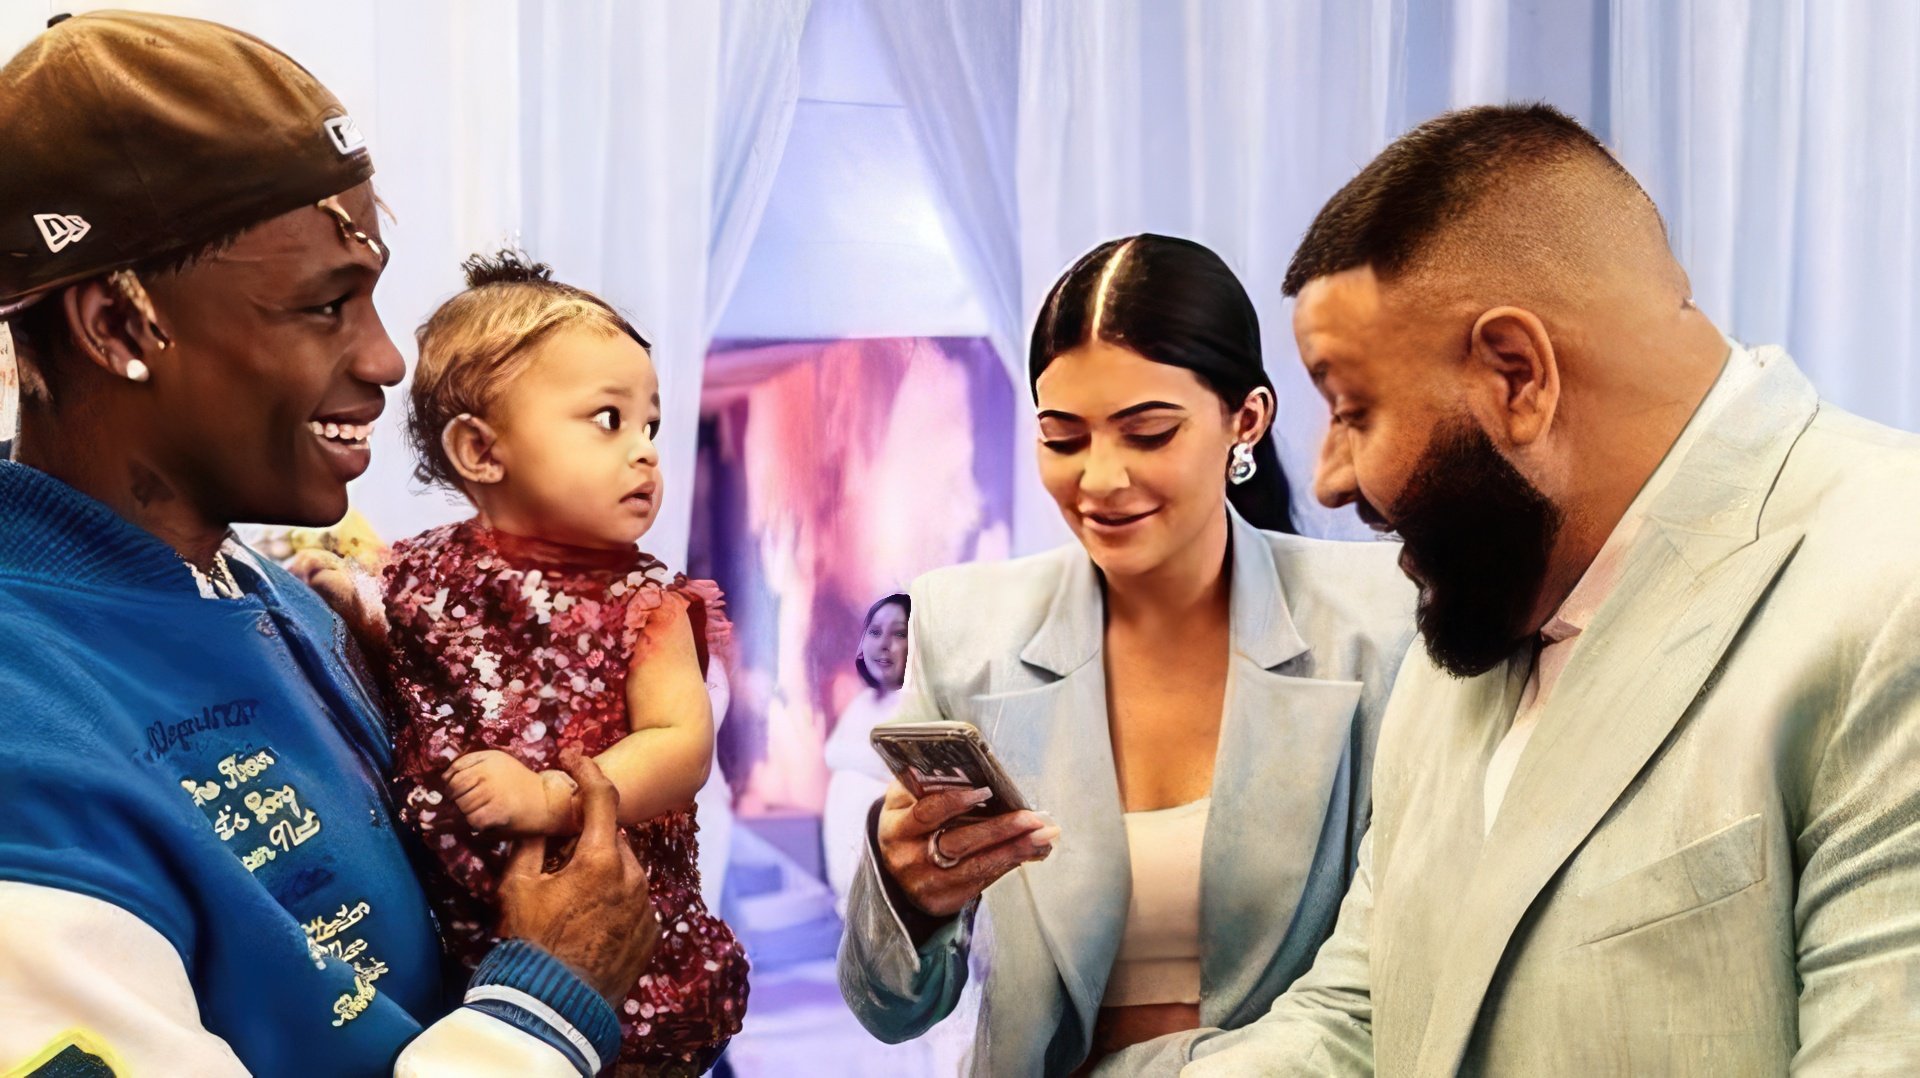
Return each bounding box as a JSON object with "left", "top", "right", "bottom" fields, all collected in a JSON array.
[{"left": 407, "top": 248, "right": 650, "bottom": 491}]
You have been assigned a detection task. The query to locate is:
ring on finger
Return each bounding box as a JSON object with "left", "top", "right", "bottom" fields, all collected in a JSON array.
[{"left": 928, "top": 827, "right": 964, "bottom": 870}]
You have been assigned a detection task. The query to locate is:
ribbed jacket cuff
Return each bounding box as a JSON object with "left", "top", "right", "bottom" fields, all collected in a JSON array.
[{"left": 464, "top": 939, "right": 621, "bottom": 1076}]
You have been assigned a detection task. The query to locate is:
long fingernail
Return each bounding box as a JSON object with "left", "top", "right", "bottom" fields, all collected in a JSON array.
[
  {"left": 1032, "top": 826, "right": 1063, "bottom": 849},
  {"left": 964, "top": 787, "right": 993, "bottom": 805}
]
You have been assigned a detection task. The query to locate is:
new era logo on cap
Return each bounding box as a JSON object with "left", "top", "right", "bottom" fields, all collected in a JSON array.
[
  {"left": 33, "top": 213, "right": 90, "bottom": 253},
  {"left": 324, "top": 115, "right": 366, "bottom": 156}
]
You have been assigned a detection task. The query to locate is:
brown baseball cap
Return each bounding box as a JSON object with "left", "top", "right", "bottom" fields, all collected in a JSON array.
[{"left": 0, "top": 10, "right": 374, "bottom": 313}]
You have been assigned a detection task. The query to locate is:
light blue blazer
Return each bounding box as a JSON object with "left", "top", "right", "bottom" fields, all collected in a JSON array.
[{"left": 837, "top": 508, "right": 1416, "bottom": 1076}]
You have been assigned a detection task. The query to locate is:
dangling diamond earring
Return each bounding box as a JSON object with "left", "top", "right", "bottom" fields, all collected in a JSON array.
[
  {"left": 124, "top": 359, "right": 150, "bottom": 383},
  {"left": 1228, "top": 442, "right": 1257, "bottom": 485}
]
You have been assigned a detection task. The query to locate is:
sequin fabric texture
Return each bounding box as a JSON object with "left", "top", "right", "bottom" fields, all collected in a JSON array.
[{"left": 383, "top": 519, "right": 748, "bottom": 1072}]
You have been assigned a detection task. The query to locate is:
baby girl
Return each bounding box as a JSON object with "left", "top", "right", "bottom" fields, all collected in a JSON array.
[{"left": 381, "top": 251, "right": 746, "bottom": 1075}]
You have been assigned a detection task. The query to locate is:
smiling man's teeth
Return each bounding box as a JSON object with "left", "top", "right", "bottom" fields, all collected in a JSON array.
[{"left": 309, "top": 420, "right": 373, "bottom": 444}]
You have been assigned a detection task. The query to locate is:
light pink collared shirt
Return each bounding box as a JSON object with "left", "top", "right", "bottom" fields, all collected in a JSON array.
[{"left": 1481, "top": 343, "right": 1759, "bottom": 833}]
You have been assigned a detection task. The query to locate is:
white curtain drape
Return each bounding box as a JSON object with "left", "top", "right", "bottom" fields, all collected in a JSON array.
[
  {"left": 866, "top": 0, "right": 1024, "bottom": 368},
  {"left": 518, "top": 0, "right": 810, "bottom": 568},
  {"left": 891, "top": 0, "right": 1918, "bottom": 543},
  {"left": 1015, "top": 0, "right": 1630, "bottom": 540},
  {"left": 10, "top": 1, "right": 1920, "bottom": 542},
  {"left": 1612, "top": 0, "right": 1920, "bottom": 426},
  {"left": 865, "top": 0, "right": 1047, "bottom": 550}
]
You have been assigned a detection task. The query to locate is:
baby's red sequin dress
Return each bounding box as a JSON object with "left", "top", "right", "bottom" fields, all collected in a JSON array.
[{"left": 383, "top": 519, "right": 747, "bottom": 1074}]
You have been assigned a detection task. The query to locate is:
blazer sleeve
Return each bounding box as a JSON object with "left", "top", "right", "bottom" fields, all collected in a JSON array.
[
  {"left": 1085, "top": 829, "right": 1380, "bottom": 1077},
  {"left": 834, "top": 576, "right": 975, "bottom": 1042},
  {"left": 1792, "top": 580, "right": 1920, "bottom": 1075}
]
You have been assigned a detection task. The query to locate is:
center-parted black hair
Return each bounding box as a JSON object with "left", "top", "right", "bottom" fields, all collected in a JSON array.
[
  {"left": 854, "top": 592, "right": 910, "bottom": 690},
  {"left": 1029, "top": 233, "right": 1295, "bottom": 534}
]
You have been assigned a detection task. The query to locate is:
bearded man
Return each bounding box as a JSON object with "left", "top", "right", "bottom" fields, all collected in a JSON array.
[{"left": 1112, "top": 103, "right": 1920, "bottom": 1077}]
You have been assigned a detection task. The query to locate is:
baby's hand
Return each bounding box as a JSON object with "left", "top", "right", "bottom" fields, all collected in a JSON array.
[{"left": 446, "top": 750, "right": 551, "bottom": 833}]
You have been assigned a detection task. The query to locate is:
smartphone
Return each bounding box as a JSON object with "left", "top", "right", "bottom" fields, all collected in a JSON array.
[{"left": 869, "top": 720, "right": 1030, "bottom": 821}]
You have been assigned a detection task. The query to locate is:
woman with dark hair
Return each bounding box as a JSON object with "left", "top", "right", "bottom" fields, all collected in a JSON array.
[
  {"left": 838, "top": 235, "right": 1416, "bottom": 1075},
  {"left": 823, "top": 593, "right": 912, "bottom": 910}
]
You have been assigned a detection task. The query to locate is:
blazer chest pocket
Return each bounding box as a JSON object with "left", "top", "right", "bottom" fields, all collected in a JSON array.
[{"left": 1575, "top": 813, "right": 1766, "bottom": 946}]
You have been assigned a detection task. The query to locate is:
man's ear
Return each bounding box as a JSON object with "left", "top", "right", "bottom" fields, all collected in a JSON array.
[
  {"left": 64, "top": 278, "right": 163, "bottom": 383},
  {"left": 1467, "top": 306, "right": 1559, "bottom": 447},
  {"left": 442, "top": 413, "right": 506, "bottom": 486}
]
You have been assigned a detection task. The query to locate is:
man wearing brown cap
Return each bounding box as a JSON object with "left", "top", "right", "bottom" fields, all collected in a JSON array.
[{"left": 0, "top": 13, "right": 657, "bottom": 1077}]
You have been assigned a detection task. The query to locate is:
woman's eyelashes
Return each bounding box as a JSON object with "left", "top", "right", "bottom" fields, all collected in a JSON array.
[
  {"left": 1040, "top": 428, "right": 1181, "bottom": 453},
  {"left": 1124, "top": 426, "right": 1180, "bottom": 449}
]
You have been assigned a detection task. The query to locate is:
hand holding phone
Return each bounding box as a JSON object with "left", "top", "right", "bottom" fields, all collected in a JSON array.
[
  {"left": 869, "top": 721, "right": 1030, "bottom": 820},
  {"left": 868, "top": 722, "right": 1060, "bottom": 918}
]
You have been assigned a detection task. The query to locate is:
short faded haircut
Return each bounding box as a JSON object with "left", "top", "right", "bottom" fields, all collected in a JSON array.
[{"left": 1282, "top": 103, "right": 1662, "bottom": 299}]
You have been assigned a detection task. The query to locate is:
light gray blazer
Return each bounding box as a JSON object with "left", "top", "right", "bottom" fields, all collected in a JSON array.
[
  {"left": 1184, "top": 348, "right": 1920, "bottom": 1076},
  {"left": 838, "top": 508, "right": 1415, "bottom": 1076}
]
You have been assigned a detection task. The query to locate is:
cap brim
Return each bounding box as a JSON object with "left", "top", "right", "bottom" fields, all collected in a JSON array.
[{"left": 0, "top": 291, "right": 50, "bottom": 319}]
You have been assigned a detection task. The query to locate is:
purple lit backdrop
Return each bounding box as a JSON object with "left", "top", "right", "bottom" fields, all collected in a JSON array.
[{"left": 689, "top": 337, "right": 1013, "bottom": 817}]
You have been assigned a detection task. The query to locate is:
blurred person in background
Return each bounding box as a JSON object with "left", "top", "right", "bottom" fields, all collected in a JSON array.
[{"left": 822, "top": 593, "right": 911, "bottom": 913}]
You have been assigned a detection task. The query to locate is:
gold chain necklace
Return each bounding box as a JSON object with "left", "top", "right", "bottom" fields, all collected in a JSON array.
[{"left": 184, "top": 550, "right": 243, "bottom": 599}]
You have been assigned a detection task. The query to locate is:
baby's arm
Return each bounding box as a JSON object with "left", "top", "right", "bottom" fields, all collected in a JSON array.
[{"left": 591, "top": 597, "right": 716, "bottom": 826}]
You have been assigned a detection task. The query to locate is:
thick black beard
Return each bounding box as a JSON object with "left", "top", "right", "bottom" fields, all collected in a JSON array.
[{"left": 1388, "top": 419, "right": 1561, "bottom": 678}]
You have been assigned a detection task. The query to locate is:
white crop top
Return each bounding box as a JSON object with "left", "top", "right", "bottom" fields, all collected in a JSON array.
[{"left": 1102, "top": 797, "right": 1210, "bottom": 1007}]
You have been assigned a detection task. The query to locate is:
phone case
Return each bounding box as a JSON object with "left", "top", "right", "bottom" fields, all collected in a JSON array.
[{"left": 869, "top": 720, "right": 1031, "bottom": 818}]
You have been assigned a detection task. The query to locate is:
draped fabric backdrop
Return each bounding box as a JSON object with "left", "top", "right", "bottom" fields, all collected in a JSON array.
[
  {"left": 4, "top": 1, "right": 1916, "bottom": 546},
  {"left": 483, "top": 0, "right": 812, "bottom": 568},
  {"left": 1610, "top": 0, "right": 1920, "bottom": 424},
  {"left": 864, "top": 0, "right": 1050, "bottom": 552},
  {"left": 862, "top": 0, "right": 1920, "bottom": 544}
]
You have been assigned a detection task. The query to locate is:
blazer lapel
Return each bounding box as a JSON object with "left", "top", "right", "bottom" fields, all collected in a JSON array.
[
  {"left": 983, "top": 509, "right": 1348, "bottom": 1047},
  {"left": 1200, "top": 663, "right": 1361, "bottom": 1020},
  {"left": 1200, "top": 510, "right": 1365, "bottom": 1021},
  {"left": 979, "top": 671, "right": 1128, "bottom": 1049},
  {"left": 980, "top": 547, "right": 1128, "bottom": 1054},
  {"left": 1409, "top": 348, "right": 1820, "bottom": 1076}
]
